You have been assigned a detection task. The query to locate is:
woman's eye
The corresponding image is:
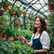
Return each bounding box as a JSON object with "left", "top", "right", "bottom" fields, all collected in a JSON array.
[{"left": 37, "top": 20, "right": 40, "bottom": 22}]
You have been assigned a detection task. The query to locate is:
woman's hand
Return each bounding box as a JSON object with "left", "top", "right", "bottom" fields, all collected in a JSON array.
[
  {"left": 19, "top": 36, "right": 32, "bottom": 47},
  {"left": 19, "top": 36, "right": 26, "bottom": 41}
]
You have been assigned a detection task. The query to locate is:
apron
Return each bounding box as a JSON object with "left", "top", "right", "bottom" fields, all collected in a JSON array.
[{"left": 32, "top": 34, "right": 47, "bottom": 54}]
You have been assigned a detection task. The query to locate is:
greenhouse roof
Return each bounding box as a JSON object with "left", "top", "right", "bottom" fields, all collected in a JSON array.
[{"left": 8, "top": 0, "right": 50, "bottom": 17}]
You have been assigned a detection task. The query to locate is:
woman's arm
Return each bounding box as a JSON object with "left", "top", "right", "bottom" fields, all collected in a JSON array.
[
  {"left": 24, "top": 39, "right": 32, "bottom": 47},
  {"left": 19, "top": 36, "right": 32, "bottom": 47},
  {"left": 35, "top": 31, "right": 50, "bottom": 53},
  {"left": 39, "top": 31, "right": 50, "bottom": 53},
  {"left": 34, "top": 49, "right": 48, "bottom": 53}
]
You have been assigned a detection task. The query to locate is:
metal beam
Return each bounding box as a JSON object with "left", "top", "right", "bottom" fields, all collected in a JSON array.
[
  {"left": 19, "top": 0, "right": 47, "bottom": 17},
  {"left": 30, "top": 0, "right": 39, "bottom": 5}
]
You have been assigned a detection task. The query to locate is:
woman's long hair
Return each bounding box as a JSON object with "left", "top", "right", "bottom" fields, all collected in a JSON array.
[{"left": 33, "top": 16, "right": 48, "bottom": 34}]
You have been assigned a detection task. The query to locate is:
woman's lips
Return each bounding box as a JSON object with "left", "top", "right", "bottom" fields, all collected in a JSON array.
[{"left": 34, "top": 23, "right": 39, "bottom": 25}]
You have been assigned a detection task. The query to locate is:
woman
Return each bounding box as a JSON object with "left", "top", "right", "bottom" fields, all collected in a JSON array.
[{"left": 19, "top": 16, "right": 50, "bottom": 54}]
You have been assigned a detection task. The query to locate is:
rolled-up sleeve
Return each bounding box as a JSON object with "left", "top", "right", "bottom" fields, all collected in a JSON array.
[{"left": 40, "top": 31, "right": 50, "bottom": 50}]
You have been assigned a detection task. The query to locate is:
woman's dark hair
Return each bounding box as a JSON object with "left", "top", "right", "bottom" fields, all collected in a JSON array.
[{"left": 33, "top": 16, "right": 48, "bottom": 34}]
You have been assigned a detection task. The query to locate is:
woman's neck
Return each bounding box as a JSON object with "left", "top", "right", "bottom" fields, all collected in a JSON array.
[
  {"left": 36, "top": 28, "right": 40, "bottom": 36},
  {"left": 37, "top": 28, "right": 40, "bottom": 32}
]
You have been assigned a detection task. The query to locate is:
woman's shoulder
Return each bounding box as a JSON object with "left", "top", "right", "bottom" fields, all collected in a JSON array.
[
  {"left": 42, "top": 31, "right": 48, "bottom": 35},
  {"left": 41, "top": 31, "right": 50, "bottom": 40},
  {"left": 32, "top": 33, "right": 34, "bottom": 36},
  {"left": 41, "top": 31, "right": 49, "bottom": 38}
]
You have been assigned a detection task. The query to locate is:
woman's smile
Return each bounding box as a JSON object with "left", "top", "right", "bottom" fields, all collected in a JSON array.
[{"left": 34, "top": 18, "right": 42, "bottom": 28}]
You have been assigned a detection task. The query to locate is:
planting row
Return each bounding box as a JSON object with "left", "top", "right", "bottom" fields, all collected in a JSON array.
[{"left": 0, "top": 38, "right": 35, "bottom": 54}]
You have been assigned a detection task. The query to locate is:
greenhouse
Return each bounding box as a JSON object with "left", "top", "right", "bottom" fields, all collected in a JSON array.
[{"left": 0, "top": 0, "right": 54, "bottom": 54}]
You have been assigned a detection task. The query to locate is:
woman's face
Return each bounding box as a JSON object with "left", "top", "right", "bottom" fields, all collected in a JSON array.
[{"left": 34, "top": 18, "right": 42, "bottom": 28}]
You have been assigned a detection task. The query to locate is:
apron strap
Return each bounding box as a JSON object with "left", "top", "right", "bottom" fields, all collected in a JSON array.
[
  {"left": 33, "top": 33, "right": 42, "bottom": 39},
  {"left": 39, "top": 33, "right": 41, "bottom": 38}
]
